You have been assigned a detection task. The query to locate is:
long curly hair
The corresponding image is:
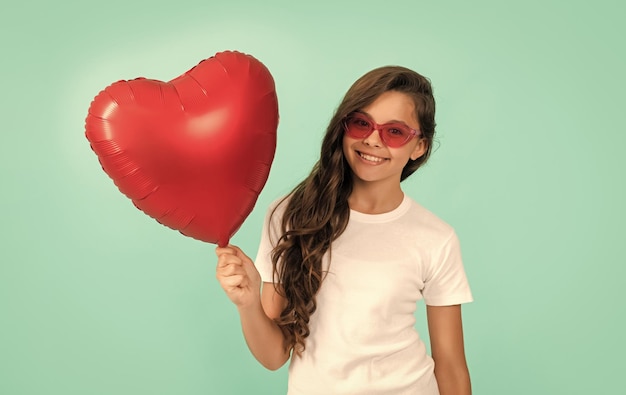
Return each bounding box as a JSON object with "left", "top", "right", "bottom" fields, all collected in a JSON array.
[{"left": 270, "top": 66, "right": 437, "bottom": 356}]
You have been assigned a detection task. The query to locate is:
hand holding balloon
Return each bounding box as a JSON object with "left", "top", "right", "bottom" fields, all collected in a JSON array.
[
  {"left": 85, "top": 51, "right": 279, "bottom": 246},
  {"left": 215, "top": 245, "right": 262, "bottom": 309}
]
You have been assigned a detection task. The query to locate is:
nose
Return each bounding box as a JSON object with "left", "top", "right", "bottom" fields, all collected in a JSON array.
[{"left": 363, "top": 128, "right": 383, "bottom": 147}]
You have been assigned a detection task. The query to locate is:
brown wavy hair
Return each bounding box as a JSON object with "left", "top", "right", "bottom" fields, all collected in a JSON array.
[{"left": 270, "top": 66, "right": 437, "bottom": 356}]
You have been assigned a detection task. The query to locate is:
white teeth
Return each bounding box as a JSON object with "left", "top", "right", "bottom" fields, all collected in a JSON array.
[{"left": 359, "top": 152, "right": 384, "bottom": 162}]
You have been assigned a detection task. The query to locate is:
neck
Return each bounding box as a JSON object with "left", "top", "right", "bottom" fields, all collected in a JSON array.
[{"left": 348, "top": 180, "right": 404, "bottom": 214}]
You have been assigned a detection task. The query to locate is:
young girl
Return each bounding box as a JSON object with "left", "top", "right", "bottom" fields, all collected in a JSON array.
[{"left": 215, "top": 66, "right": 473, "bottom": 395}]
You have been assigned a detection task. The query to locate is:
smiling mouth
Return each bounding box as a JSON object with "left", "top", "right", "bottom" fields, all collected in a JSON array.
[{"left": 357, "top": 151, "right": 387, "bottom": 163}]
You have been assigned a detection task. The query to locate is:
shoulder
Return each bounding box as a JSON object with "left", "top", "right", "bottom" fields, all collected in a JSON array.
[
  {"left": 257, "top": 195, "right": 291, "bottom": 264},
  {"left": 401, "top": 196, "right": 457, "bottom": 246},
  {"left": 260, "top": 194, "right": 293, "bottom": 240},
  {"left": 265, "top": 194, "right": 292, "bottom": 220}
]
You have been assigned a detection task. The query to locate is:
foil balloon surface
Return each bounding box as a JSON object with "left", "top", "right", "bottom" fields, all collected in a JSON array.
[{"left": 85, "top": 51, "right": 279, "bottom": 247}]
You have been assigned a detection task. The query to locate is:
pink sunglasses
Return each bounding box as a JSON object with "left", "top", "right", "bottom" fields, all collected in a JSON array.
[{"left": 343, "top": 112, "right": 420, "bottom": 148}]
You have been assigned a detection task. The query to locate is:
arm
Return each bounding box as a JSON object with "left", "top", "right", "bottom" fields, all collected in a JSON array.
[
  {"left": 216, "top": 245, "right": 291, "bottom": 370},
  {"left": 239, "top": 281, "right": 291, "bottom": 370},
  {"left": 427, "top": 304, "right": 471, "bottom": 395}
]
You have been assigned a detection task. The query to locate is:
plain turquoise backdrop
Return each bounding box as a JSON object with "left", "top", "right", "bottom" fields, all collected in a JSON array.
[{"left": 1, "top": 0, "right": 625, "bottom": 394}]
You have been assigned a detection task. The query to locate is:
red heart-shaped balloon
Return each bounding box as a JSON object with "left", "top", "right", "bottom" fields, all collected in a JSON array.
[{"left": 85, "top": 51, "right": 278, "bottom": 246}]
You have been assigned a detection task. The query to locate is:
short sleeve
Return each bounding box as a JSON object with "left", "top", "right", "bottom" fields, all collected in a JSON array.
[
  {"left": 422, "top": 231, "right": 473, "bottom": 306},
  {"left": 254, "top": 197, "right": 286, "bottom": 283}
]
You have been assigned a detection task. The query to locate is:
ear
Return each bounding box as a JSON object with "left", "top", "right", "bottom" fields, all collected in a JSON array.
[{"left": 410, "top": 138, "right": 428, "bottom": 161}]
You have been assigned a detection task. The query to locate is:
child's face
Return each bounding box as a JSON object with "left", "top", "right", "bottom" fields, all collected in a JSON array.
[{"left": 342, "top": 90, "right": 427, "bottom": 186}]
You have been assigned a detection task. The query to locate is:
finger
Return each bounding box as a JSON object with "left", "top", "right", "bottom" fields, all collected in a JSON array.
[
  {"left": 216, "top": 253, "right": 243, "bottom": 269},
  {"left": 215, "top": 246, "right": 236, "bottom": 257},
  {"left": 220, "top": 274, "right": 246, "bottom": 289},
  {"left": 230, "top": 245, "right": 254, "bottom": 265},
  {"left": 217, "top": 262, "right": 246, "bottom": 277},
  {"left": 227, "top": 244, "right": 244, "bottom": 258}
]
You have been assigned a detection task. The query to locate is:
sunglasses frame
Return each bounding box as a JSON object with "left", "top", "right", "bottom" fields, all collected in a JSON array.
[{"left": 342, "top": 112, "right": 420, "bottom": 148}]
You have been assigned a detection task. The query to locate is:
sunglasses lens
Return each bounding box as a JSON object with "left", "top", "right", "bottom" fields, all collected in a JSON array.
[
  {"left": 381, "top": 125, "right": 411, "bottom": 147},
  {"left": 345, "top": 116, "right": 372, "bottom": 138}
]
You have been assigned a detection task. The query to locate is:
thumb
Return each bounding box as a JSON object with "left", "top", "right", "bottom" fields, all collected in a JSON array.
[
  {"left": 231, "top": 248, "right": 260, "bottom": 279},
  {"left": 229, "top": 245, "right": 253, "bottom": 264}
]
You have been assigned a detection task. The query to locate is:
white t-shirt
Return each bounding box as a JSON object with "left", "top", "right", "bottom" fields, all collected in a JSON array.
[{"left": 255, "top": 194, "right": 473, "bottom": 395}]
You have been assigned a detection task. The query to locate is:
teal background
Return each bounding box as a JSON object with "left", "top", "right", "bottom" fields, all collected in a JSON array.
[{"left": 1, "top": 0, "right": 624, "bottom": 394}]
